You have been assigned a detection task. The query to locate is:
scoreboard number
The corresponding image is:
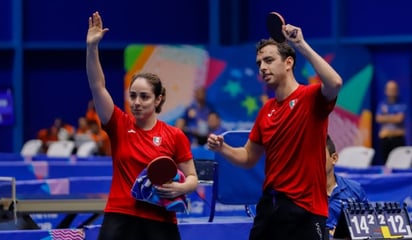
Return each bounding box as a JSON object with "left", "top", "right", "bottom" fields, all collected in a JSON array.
[
  {"left": 349, "top": 214, "right": 378, "bottom": 236},
  {"left": 335, "top": 202, "right": 383, "bottom": 239},
  {"left": 334, "top": 201, "right": 412, "bottom": 239},
  {"left": 378, "top": 202, "right": 412, "bottom": 238}
]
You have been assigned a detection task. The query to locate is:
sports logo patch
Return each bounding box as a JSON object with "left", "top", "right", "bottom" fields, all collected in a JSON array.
[
  {"left": 289, "top": 99, "right": 297, "bottom": 109},
  {"left": 153, "top": 137, "right": 162, "bottom": 146}
]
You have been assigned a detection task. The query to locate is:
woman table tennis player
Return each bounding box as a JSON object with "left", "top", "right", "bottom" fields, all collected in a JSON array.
[{"left": 86, "top": 11, "right": 198, "bottom": 240}]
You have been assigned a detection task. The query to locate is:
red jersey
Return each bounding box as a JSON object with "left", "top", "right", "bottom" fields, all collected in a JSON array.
[
  {"left": 250, "top": 83, "right": 335, "bottom": 217},
  {"left": 103, "top": 106, "right": 193, "bottom": 223}
]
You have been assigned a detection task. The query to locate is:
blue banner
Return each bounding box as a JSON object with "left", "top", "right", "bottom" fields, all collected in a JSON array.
[{"left": 0, "top": 89, "right": 13, "bottom": 126}]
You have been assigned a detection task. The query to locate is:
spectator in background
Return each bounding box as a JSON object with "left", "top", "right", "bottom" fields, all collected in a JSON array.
[
  {"left": 195, "top": 111, "right": 228, "bottom": 146},
  {"left": 326, "top": 135, "right": 368, "bottom": 238},
  {"left": 207, "top": 112, "right": 227, "bottom": 136},
  {"left": 37, "top": 117, "right": 75, "bottom": 152},
  {"left": 88, "top": 119, "right": 111, "bottom": 156},
  {"left": 175, "top": 86, "right": 213, "bottom": 146},
  {"left": 76, "top": 117, "right": 90, "bottom": 135},
  {"left": 375, "top": 80, "right": 407, "bottom": 164},
  {"left": 86, "top": 99, "right": 101, "bottom": 127},
  {"left": 74, "top": 117, "right": 111, "bottom": 156},
  {"left": 74, "top": 116, "right": 93, "bottom": 150}
]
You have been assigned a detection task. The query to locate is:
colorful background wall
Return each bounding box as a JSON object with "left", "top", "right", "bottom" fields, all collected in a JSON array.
[{"left": 122, "top": 43, "right": 384, "bottom": 156}]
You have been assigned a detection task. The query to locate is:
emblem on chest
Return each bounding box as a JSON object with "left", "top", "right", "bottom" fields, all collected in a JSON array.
[{"left": 153, "top": 137, "right": 162, "bottom": 146}]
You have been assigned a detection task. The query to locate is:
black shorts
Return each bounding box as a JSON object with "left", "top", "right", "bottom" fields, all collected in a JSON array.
[
  {"left": 98, "top": 212, "right": 180, "bottom": 240},
  {"left": 249, "top": 191, "right": 327, "bottom": 240}
]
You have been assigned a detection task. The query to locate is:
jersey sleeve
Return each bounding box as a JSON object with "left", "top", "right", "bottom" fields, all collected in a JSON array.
[
  {"left": 173, "top": 128, "right": 193, "bottom": 163},
  {"left": 249, "top": 100, "right": 272, "bottom": 145},
  {"left": 309, "top": 83, "right": 337, "bottom": 118}
]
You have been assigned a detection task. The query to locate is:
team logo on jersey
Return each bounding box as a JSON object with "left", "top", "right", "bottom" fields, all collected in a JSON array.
[
  {"left": 128, "top": 129, "right": 136, "bottom": 133},
  {"left": 267, "top": 109, "right": 275, "bottom": 117},
  {"left": 289, "top": 99, "right": 297, "bottom": 109},
  {"left": 153, "top": 137, "right": 162, "bottom": 146}
]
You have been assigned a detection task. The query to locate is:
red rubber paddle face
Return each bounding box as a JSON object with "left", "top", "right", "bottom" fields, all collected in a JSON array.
[{"left": 147, "top": 156, "right": 177, "bottom": 185}]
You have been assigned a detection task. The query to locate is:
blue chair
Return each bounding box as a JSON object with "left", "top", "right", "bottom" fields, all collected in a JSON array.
[{"left": 193, "top": 159, "right": 218, "bottom": 222}]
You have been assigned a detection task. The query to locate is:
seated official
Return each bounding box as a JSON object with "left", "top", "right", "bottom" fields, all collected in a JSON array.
[{"left": 326, "top": 135, "right": 368, "bottom": 237}]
